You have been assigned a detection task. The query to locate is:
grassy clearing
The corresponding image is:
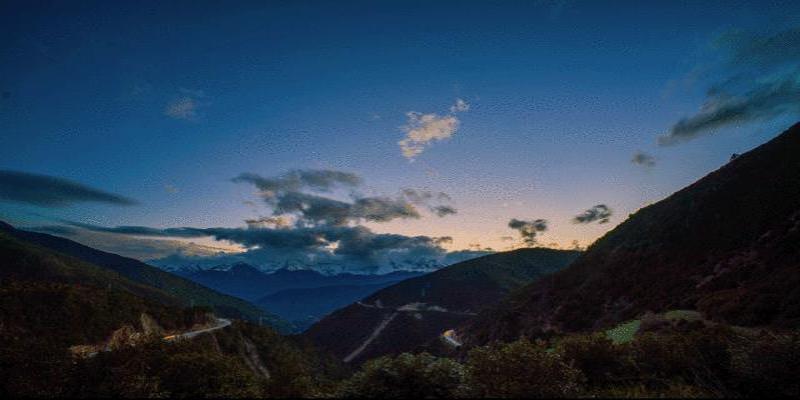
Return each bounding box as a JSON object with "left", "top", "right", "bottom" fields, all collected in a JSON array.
[
  {"left": 605, "top": 310, "right": 706, "bottom": 344},
  {"left": 606, "top": 320, "right": 641, "bottom": 344}
]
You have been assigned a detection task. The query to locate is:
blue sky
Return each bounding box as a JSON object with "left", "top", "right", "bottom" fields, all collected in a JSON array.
[{"left": 1, "top": 0, "right": 799, "bottom": 268}]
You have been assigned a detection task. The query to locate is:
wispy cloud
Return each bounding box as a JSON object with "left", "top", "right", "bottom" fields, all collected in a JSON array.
[
  {"left": 62, "top": 220, "right": 462, "bottom": 274},
  {"left": 232, "top": 170, "right": 457, "bottom": 226},
  {"left": 27, "top": 225, "right": 232, "bottom": 261},
  {"left": 631, "top": 151, "right": 656, "bottom": 167},
  {"left": 573, "top": 204, "right": 612, "bottom": 224},
  {"left": 401, "top": 188, "right": 458, "bottom": 217},
  {"left": 399, "top": 99, "right": 470, "bottom": 160},
  {"left": 659, "top": 27, "right": 800, "bottom": 145},
  {"left": 164, "top": 88, "right": 206, "bottom": 121},
  {"left": 164, "top": 97, "right": 198, "bottom": 120},
  {"left": 0, "top": 170, "right": 137, "bottom": 207},
  {"left": 450, "top": 98, "right": 470, "bottom": 113}
]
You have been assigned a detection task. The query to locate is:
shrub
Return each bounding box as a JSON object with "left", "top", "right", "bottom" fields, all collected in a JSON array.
[
  {"left": 465, "top": 339, "right": 582, "bottom": 398},
  {"left": 729, "top": 331, "right": 800, "bottom": 397},
  {"left": 627, "top": 328, "right": 734, "bottom": 396},
  {"left": 555, "top": 333, "right": 628, "bottom": 387},
  {"left": 337, "top": 352, "right": 466, "bottom": 398}
]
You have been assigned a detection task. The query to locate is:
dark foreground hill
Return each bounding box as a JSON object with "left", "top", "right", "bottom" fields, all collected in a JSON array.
[
  {"left": 0, "top": 222, "right": 289, "bottom": 331},
  {"left": 305, "top": 248, "right": 580, "bottom": 363},
  {"left": 462, "top": 123, "right": 800, "bottom": 345},
  {"left": 0, "top": 227, "right": 341, "bottom": 397}
]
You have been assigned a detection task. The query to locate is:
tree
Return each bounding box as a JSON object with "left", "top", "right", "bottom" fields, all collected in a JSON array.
[{"left": 338, "top": 352, "right": 466, "bottom": 398}]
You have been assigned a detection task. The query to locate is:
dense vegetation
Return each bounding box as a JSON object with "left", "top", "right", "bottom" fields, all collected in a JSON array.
[
  {"left": 337, "top": 324, "right": 800, "bottom": 398},
  {"left": 2, "top": 321, "right": 342, "bottom": 398},
  {"left": 0, "top": 226, "right": 342, "bottom": 398}
]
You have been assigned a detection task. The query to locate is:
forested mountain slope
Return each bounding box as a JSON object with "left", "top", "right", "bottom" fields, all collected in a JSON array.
[
  {"left": 463, "top": 123, "right": 800, "bottom": 345},
  {"left": 306, "top": 248, "right": 580, "bottom": 363}
]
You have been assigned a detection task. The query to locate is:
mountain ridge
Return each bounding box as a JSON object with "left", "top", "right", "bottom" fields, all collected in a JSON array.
[
  {"left": 462, "top": 122, "right": 800, "bottom": 345},
  {"left": 0, "top": 222, "right": 290, "bottom": 332},
  {"left": 305, "top": 248, "right": 580, "bottom": 363}
]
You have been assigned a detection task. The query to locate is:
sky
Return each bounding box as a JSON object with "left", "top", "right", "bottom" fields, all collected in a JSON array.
[{"left": 1, "top": 0, "right": 799, "bottom": 272}]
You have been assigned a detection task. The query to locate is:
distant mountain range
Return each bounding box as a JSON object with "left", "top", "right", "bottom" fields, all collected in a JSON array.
[
  {"left": 176, "top": 263, "right": 422, "bottom": 300},
  {"left": 461, "top": 122, "right": 800, "bottom": 346},
  {"left": 0, "top": 222, "right": 290, "bottom": 332},
  {"left": 173, "top": 262, "right": 422, "bottom": 329},
  {"left": 151, "top": 250, "right": 491, "bottom": 276},
  {"left": 305, "top": 248, "right": 581, "bottom": 363}
]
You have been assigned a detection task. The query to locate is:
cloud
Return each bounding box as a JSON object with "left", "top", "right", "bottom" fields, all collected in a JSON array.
[
  {"left": 399, "top": 99, "right": 470, "bottom": 160},
  {"left": 164, "top": 88, "right": 206, "bottom": 121},
  {"left": 573, "top": 204, "right": 612, "bottom": 224},
  {"left": 28, "top": 225, "right": 79, "bottom": 235},
  {"left": 450, "top": 98, "right": 470, "bottom": 113},
  {"left": 631, "top": 151, "right": 656, "bottom": 167},
  {"left": 399, "top": 112, "right": 459, "bottom": 159},
  {"left": 50, "top": 168, "right": 463, "bottom": 273},
  {"left": 0, "top": 170, "right": 137, "bottom": 207},
  {"left": 659, "top": 27, "right": 800, "bottom": 145},
  {"left": 401, "top": 188, "right": 458, "bottom": 217},
  {"left": 658, "top": 74, "right": 800, "bottom": 145},
  {"left": 244, "top": 216, "right": 291, "bottom": 229},
  {"left": 66, "top": 220, "right": 460, "bottom": 274},
  {"left": 232, "top": 169, "right": 362, "bottom": 197},
  {"left": 351, "top": 196, "right": 421, "bottom": 222},
  {"left": 268, "top": 189, "right": 422, "bottom": 227},
  {"left": 27, "top": 225, "right": 235, "bottom": 261},
  {"left": 433, "top": 236, "right": 453, "bottom": 245},
  {"left": 717, "top": 27, "right": 800, "bottom": 70},
  {"left": 233, "top": 171, "right": 455, "bottom": 226},
  {"left": 432, "top": 205, "right": 457, "bottom": 217},
  {"left": 62, "top": 220, "right": 207, "bottom": 237},
  {"left": 164, "top": 97, "right": 198, "bottom": 120},
  {"left": 508, "top": 218, "right": 548, "bottom": 246},
  {"left": 400, "top": 188, "right": 451, "bottom": 203}
]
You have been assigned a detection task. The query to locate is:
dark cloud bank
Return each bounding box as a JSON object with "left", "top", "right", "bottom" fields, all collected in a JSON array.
[
  {"left": 0, "top": 170, "right": 136, "bottom": 207},
  {"left": 47, "top": 169, "right": 481, "bottom": 274},
  {"left": 659, "top": 27, "right": 800, "bottom": 145}
]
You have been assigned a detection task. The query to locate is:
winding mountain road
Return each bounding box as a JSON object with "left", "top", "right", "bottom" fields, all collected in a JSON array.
[
  {"left": 163, "top": 317, "right": 232, "bottom": 341},
  {"left": 344, "top": 312, "right": 398, "bottom": 363},
  {"left": 341, "top": 301, "right": 472, "bottom": 362},
  {"left": 441, "top": 329, "right": 462, "bottom": 347}
]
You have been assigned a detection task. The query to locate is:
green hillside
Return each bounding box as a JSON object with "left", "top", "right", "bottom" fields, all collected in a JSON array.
[{"left": 0, "top": 222, "right": 291, "bottom": 332}]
